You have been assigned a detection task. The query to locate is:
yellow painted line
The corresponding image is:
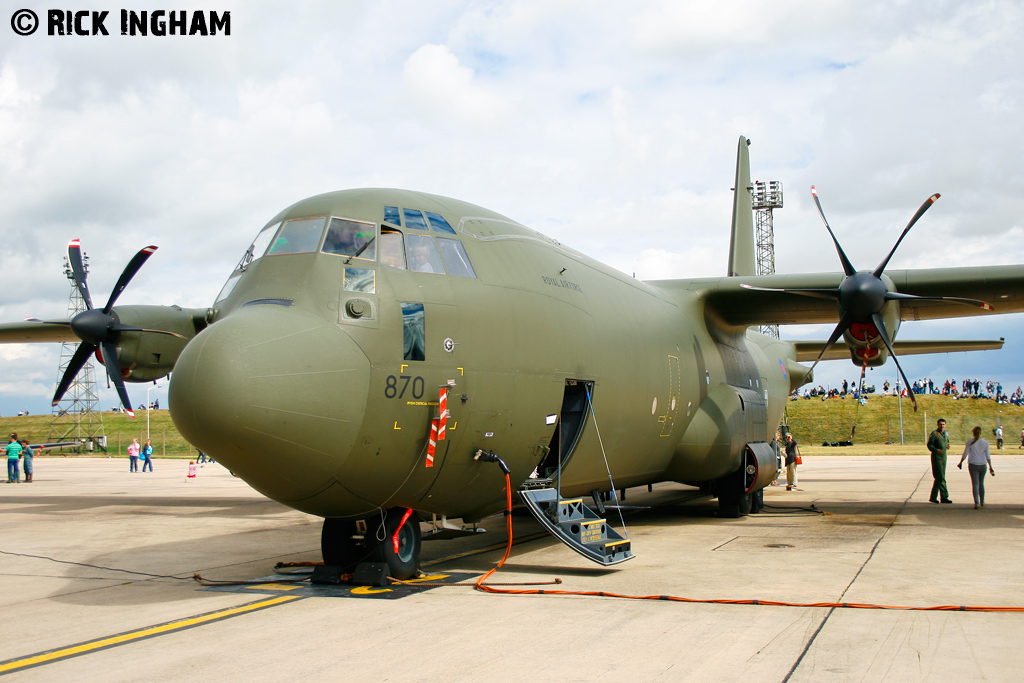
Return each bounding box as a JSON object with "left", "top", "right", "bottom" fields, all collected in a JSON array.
[
  {"left": 244, "top": 583, "right": 301, "bottom": 591},
  {"left": 581, "top": 519, "right": 606, "bottom": 526},
  {"left": 605, "top": 539, "right": 631, "bottom": 548},
  {"left": 559, "top": 499, "right": 583, "bottom": 505},
  {"left": 0, "top": 595, "right": 300, "bottom": 675}
]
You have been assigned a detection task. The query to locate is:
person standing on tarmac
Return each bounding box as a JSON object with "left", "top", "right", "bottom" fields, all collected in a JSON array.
[
  {"left": 19, "top": 440, "right": 33, "bottom": 483},
  {"left": 141, "top": 439, "right": 154, "bottom": 472},
  {"left": 784, "top": 433, "right": 800, "bottom": 491},
  {"left": 927, "top": 418, "right": 952, "bottom": 504},
  {"left": 6, "top": 433, "right": 23, "bottom": 483},
  {"left": 958, "top": 426, "right": 995, "bottom": 509}
]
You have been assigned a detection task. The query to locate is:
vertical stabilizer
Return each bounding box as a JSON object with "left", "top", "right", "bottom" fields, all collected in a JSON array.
[{"left": 727, "top": 136, "right": 755, "bottom": 277}]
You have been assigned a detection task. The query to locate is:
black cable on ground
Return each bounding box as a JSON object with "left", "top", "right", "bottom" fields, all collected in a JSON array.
[{"left": 0, "top": 549, "right": 194, "bottom": 580}]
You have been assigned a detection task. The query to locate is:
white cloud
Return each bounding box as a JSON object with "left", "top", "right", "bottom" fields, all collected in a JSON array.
[{"left": 402, "top": 44, "right": 510, "bottom": 128}]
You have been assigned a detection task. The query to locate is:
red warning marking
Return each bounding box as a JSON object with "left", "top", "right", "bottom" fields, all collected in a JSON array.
[{"left": 425, "top": 418, "right": 437, "bottom": 468}]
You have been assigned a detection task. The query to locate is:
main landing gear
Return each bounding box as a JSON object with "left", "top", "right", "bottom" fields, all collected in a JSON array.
[
  {"left": 321, "top": 506, "right": 422, "bottom": 580},
  {"left": 714, "top": 466, "right": 764, "bottom": 518}
]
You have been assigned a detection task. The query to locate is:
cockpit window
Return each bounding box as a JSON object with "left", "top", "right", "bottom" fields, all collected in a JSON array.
[
  {"left": 322, "top": 217, "right": 376, "bottom": 260},
  {"left": 425, "top": 211, "right": 457, "bottom": 235},
  {"left": 268, "top": 217, "right": 326, "bottom": 255},
  {"left": 384, "top": 206, "right": 401, "bottom": 226},
  {"left": 406, "top": 234, "right": 444, "bottom": 274},
  {"left": 237, "top": 221, "right": 280, "bottom": 271},
  {"left": 403, "top": 209, "right": 429, "bottom": 232},
  {"left": 437, "top": 238, "right": 477, "bottom": 278},
  {"left": 215, "top": 272, "right": 241, "bottom": 304},
  {"left": 380, "top": 229, "right": 406, "bottom": 269}
]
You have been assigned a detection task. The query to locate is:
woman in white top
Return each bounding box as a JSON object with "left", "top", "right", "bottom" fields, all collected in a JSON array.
[{"left": 958, "top": 426, "right": 995, "bottom": 508}]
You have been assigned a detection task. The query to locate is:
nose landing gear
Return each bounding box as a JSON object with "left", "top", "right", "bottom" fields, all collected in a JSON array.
[{"left": 320, "top": 506, "right": 422, "bottom": 580}]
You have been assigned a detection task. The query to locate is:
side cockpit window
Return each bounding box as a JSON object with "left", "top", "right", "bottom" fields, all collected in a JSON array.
[
  {"left": 383, "top": 205, "right": 478, "bottom": 278},
  {"left": 406, "top": 234, "right": 444, "bottom": 274},
  {"left": 437, "top": 238, "right": 477, "bottom": 278},
  {"left": 236, "top": 221, "right": 280, "bottom": 271},
  {"left": 380, "top": 229, "right": 406, "bottom": 269}
]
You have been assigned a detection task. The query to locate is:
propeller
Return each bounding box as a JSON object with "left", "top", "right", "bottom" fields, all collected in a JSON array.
[
  {"left": 45, "top": 240, "right": 178, "bottom": 418},
  {"left": 743, "top": 187, "right": 994, "bottom": 411}
]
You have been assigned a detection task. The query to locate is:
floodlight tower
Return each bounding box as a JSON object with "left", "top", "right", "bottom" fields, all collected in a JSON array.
[
  {"left": 48, "top": 252, "right": 104, "bottom": 451},
  {"left": 752, "top": 180, "right": 784, "bottom": 338}
]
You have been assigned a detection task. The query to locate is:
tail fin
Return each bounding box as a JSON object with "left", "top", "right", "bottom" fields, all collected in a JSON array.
[{"left": 727, "top": 136, "right": 755, "bottom": 277}]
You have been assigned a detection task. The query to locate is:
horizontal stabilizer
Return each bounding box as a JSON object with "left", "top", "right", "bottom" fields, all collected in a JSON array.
[{"left": 793, "top": 339, "right": 1004, "bottom": 362}]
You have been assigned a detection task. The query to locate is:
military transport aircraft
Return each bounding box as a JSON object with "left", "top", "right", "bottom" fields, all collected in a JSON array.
[{"left": 2, "top": 136, "right": 1021, "bottom": 579}]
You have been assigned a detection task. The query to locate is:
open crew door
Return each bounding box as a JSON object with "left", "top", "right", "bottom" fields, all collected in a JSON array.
[{"left": 537, "top": 379, "right": 592, "bottom": 479}]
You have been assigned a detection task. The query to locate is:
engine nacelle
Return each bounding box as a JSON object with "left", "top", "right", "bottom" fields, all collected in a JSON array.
[
  {"left": 842, "top": 300, "right": 901, "bottom": 367},
  {"left": 110, "top": 305, "right": 208, "bottom": 382}
]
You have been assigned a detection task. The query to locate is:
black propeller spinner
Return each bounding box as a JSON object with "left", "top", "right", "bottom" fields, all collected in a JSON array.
[
  {"left": 43, "top": 239, "right": 169, "bottom": 418},
  {"left": 743, "top": 187, "right": 993, "bottom": 411}
]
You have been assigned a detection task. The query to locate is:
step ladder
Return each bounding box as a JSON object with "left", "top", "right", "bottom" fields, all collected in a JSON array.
[{"left": 519, "top": 488, "right": 634, "bottom": 565}]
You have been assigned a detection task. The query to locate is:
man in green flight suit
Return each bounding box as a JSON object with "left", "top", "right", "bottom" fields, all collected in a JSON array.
[{"left": 927, "top": 418, "right": 952, "bottom": 504}]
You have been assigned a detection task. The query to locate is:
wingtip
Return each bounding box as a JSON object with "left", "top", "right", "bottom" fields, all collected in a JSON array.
[{"left": 127, "top": 410, "right": 136, "bottom": 419}]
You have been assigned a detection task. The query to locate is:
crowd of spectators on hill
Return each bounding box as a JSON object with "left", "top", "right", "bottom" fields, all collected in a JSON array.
[{"left": 792, "top": 377, "right": 1024, "bottom": 406}]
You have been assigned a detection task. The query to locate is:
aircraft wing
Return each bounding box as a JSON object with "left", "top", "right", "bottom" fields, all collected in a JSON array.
[
  {"left": 0, "top": 320, "right": 78, "bottom": 343},
  {"left": 664, "top": 265, "right": 1024, "bottom": 328},
  {"left": 793, "top": 339, "right": 1005, "bottom": 362}
]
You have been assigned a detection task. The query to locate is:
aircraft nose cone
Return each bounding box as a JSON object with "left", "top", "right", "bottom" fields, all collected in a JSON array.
[{"left": 169, "top": 304, "right": 370, "bottom": 502}]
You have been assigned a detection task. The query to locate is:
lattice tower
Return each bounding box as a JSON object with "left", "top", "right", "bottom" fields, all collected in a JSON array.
[
  {"left": 48, "top": 254, "right": 105, "bottom": 451},
  {"left": 752, "top": 180, "right": 783, "bottom": 339}
]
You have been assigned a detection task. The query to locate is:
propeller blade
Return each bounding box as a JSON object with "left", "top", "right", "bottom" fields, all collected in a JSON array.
[
  {"left": 883, "top": 291, "right": 994, "bottom": 310},
  {"left": 872, "top": 193, "right": 940, "bottom": 278},
  {"left": 805, "top": 311, "right": 855, "bottom": 378},
  {"left": 102, "top": 245, "right": 158, "bottom": 314},
  {"left": 810, "top": 186, "right": 857, "bottom": 277},
  {"left": 99, "top": 341, "right": 135, "bottom": 419},
  {"left": 871, "top": 313, "right": 917, "bottom": 411},
  {"left": 740, "top": 283, "right": 841, "bottom": 301},
  {"left": 52, "top": 341, "right": 97, "bottom": 405},
  {"left": 25, "top": 317, "right": 72, "bottom": 326},
  {"left": 67, "top": 239, "right": 94, "bottom": 310}
]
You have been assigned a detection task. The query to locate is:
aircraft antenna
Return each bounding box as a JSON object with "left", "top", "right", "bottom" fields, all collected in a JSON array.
[
  {"left": 48, "top": 252, "right": 105, "bottom": 453},
  {"left": 752, "top": 180, "right": 784, "bottom": 338}
]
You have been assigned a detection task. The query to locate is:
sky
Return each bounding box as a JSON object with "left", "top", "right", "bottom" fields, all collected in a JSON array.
[{"left": 1, "top": 0, "right": 1023, "bottom": 416}]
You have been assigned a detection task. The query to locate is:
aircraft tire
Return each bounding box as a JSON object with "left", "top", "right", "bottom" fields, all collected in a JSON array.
[
  {"left": 369, "top": 507, "right": 421, "bottom": 580},
  {"left": 321, "top": 518, "right": 360, "bottom": 571},
  {"left": 749, "top": 488, "right": 764, "bottom": 514},
  {"left": 737, "top": 488, "right": 753, "bottom": 516},
  {"left": 716, "top": 468, "right": 750, "bottom": 518}
]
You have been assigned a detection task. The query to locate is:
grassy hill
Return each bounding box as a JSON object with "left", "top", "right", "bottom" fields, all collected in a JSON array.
[
  {"left": 784, "top": 393, "right": 1024, "bottom": 454},
  {"left": 3, "top": 394, "right": 1023, "bottom": 458},
  {"left": 0, "top": 409, "right": 196, "bottom": 457}
]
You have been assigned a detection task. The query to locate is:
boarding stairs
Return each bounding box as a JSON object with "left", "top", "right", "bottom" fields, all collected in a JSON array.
[{"left": 519, "top": 487, "right": 634, "bottom": 565}]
